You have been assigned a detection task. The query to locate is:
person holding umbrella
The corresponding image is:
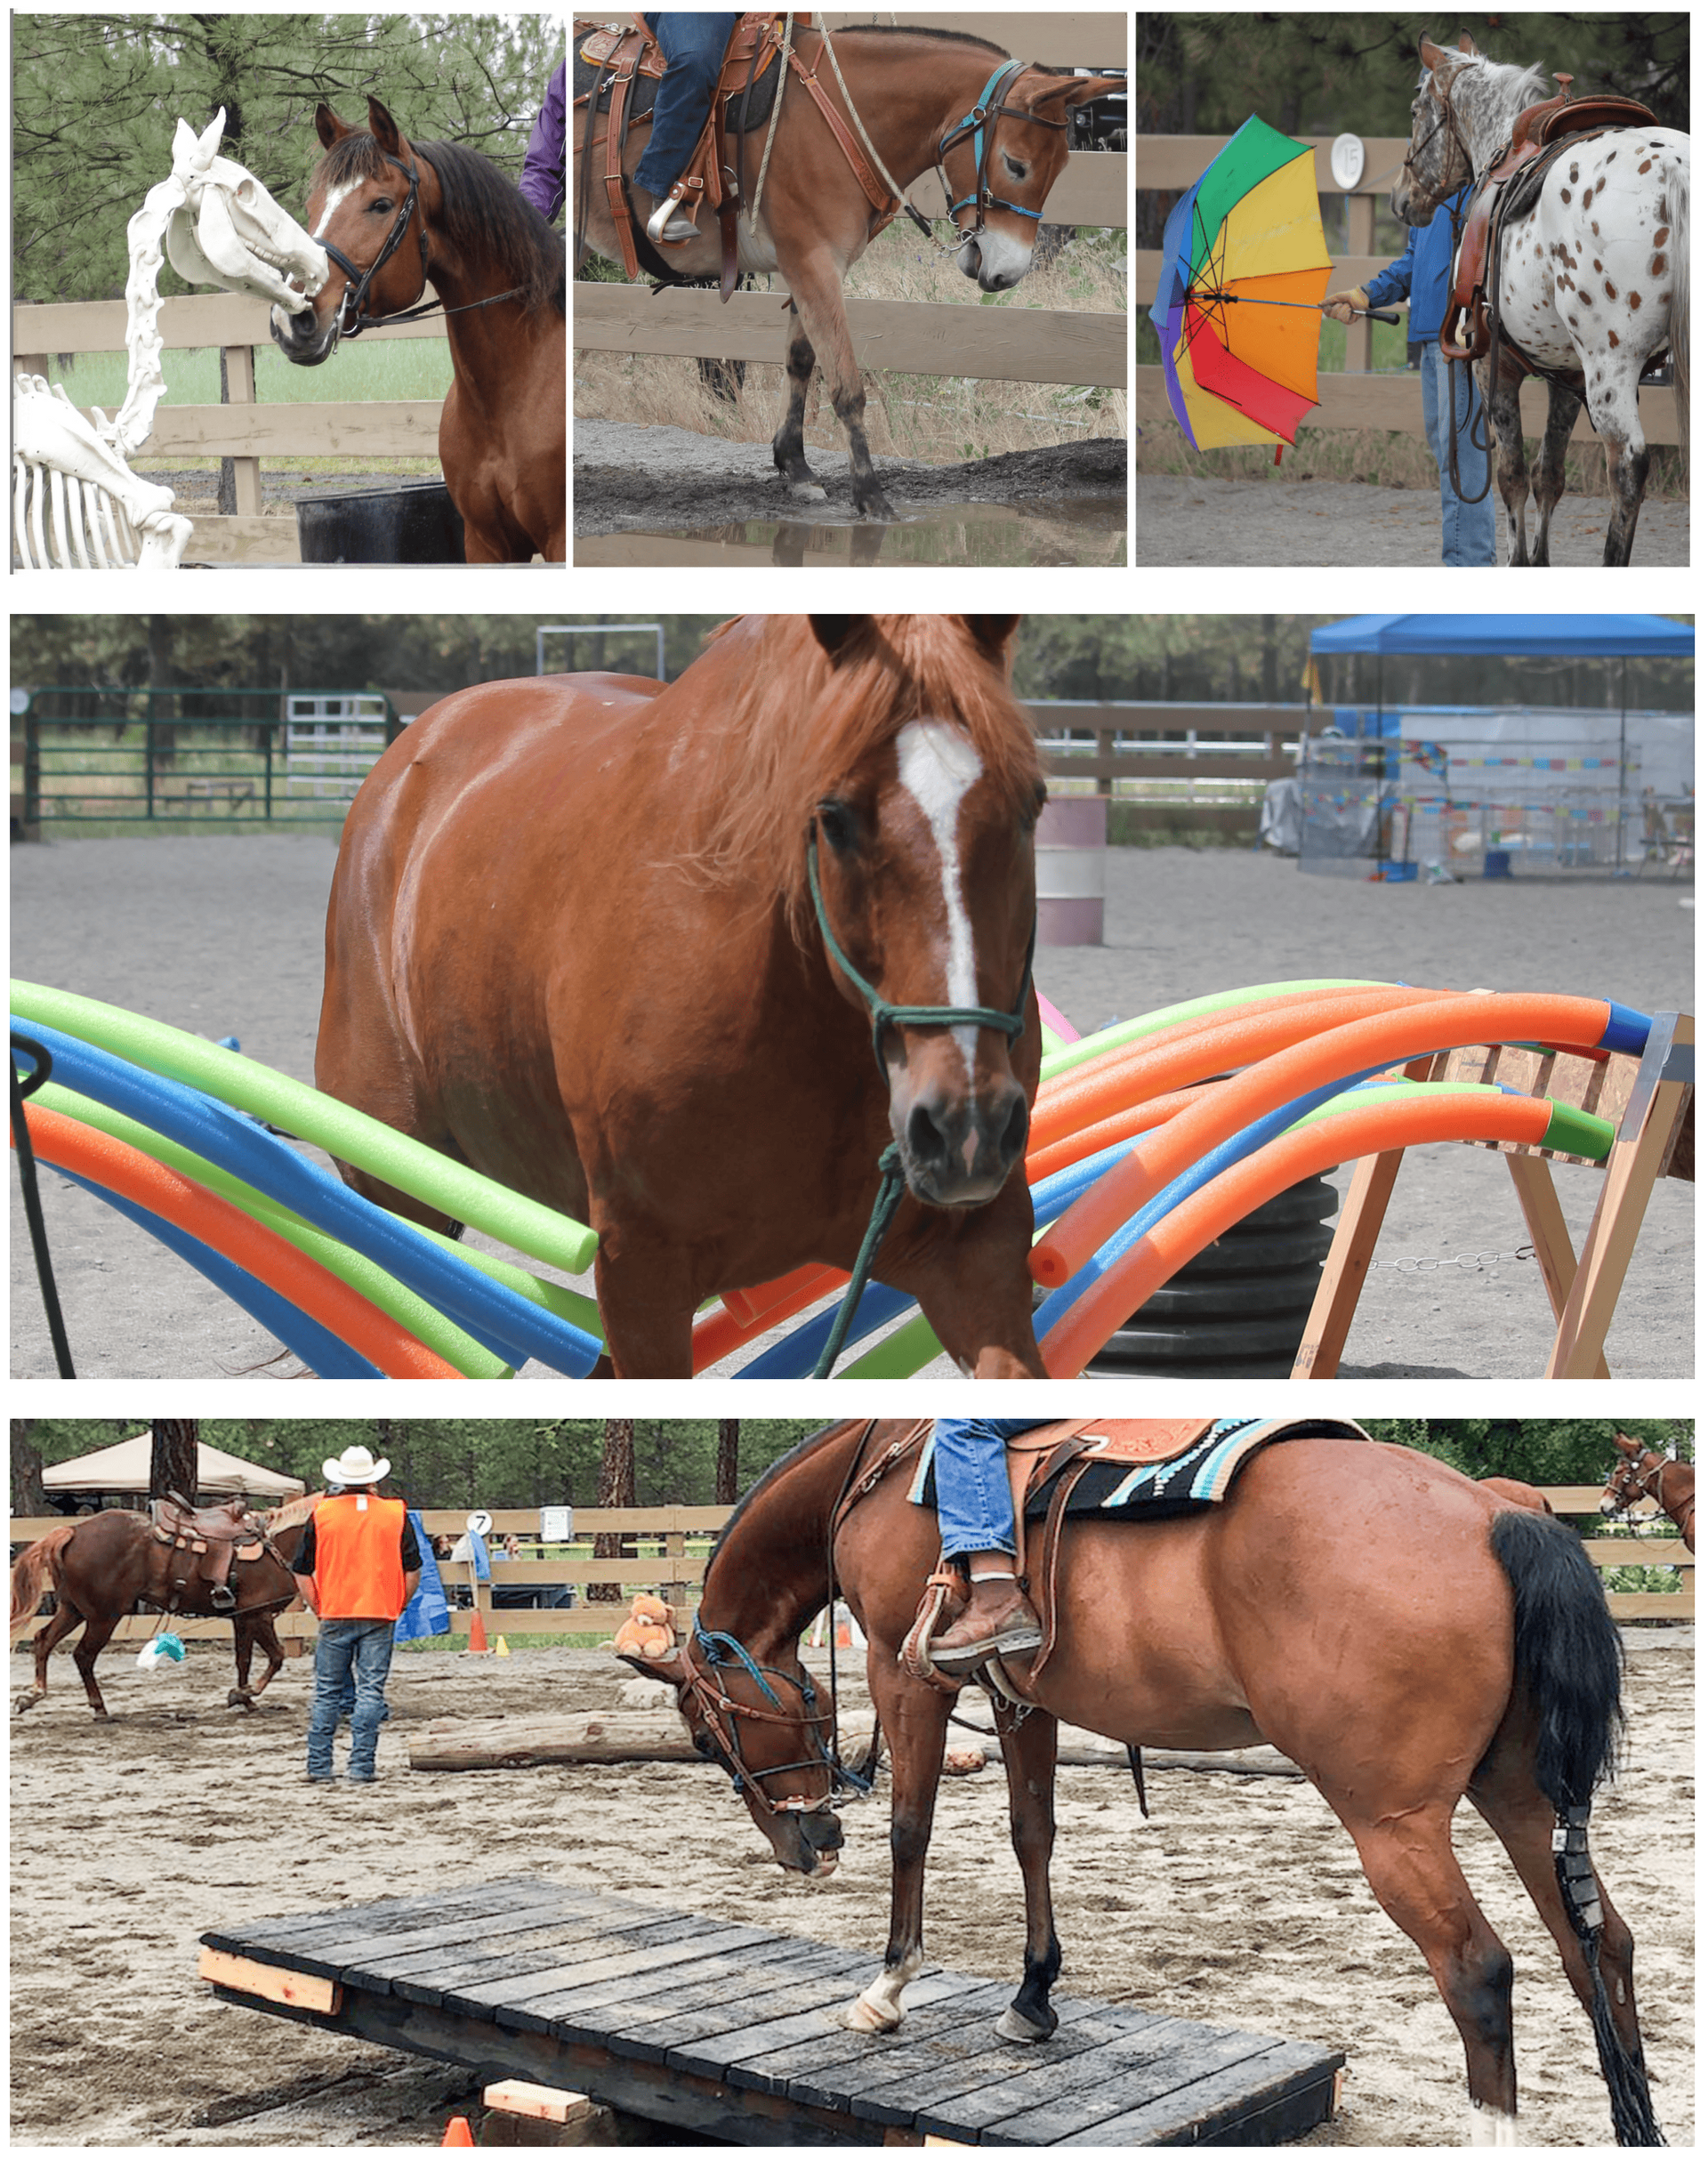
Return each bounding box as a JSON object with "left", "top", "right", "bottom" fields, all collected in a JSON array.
[{"left": 1324, "top": 193, "right": 1496, "bottom": 567}]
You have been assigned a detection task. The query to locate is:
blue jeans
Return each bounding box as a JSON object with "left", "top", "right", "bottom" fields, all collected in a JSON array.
[
  {"left": 307, "top": 1619, "right": 396, "bottom": 1778},
  {"left": 632, "top": 13, "right": 741, "bottom": 200},
  {"left": 1420, "top": 343, "right": 1497, "bottom": 566},
  {"left": 932, "top": 1420, "right": 1051, "bottom": 1559}
]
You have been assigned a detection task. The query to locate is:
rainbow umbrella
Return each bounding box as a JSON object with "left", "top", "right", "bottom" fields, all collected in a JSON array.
[{"left": 1149, "top": 115, "right": 1334, "bottom": 451}]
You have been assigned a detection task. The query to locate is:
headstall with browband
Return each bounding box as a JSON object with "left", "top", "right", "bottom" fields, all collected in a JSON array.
[
  {"left": 681, "top": 1619, "right": 872, "bottom": 1816},
  {"left": 316, "top": 145, "right": 527, "bottom": 336},
  {"left": 932, "top": 60, "right": 1069, "bottom": 240}
]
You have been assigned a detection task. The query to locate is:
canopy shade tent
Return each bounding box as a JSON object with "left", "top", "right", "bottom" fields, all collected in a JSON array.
[
  {"left": 1310, "top": 615, "right": 1694, "bottom": 657},
  {"left": 42, "top": 1435, "right": 305, "bottom": 1499}
]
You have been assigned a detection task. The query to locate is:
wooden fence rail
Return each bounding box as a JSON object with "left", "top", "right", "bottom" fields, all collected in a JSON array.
[{"left": 1132, "top": 132, "right": 1680, "bottom": 446}]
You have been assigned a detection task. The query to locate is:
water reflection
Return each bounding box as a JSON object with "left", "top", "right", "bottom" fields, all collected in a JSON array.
[{"left": 575, "top": 497, "right": 1125, "bottom": 568}]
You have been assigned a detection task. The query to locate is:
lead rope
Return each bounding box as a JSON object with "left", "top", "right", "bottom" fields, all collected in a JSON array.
[
  {"left": 814, "top": 20, "right": 934, "bottom": 237},
  {"left": 747, "top": 12, "right": 794, "bottom": 236}
]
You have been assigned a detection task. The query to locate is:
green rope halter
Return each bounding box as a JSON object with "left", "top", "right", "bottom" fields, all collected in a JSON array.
[{"left": 806, "top": 826, "right": 1035, "bottom": 1377}]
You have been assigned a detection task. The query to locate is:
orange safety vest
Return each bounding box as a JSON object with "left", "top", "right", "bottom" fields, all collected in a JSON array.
[{"left": 310, "top": 1493, "right": 408, "bottom": 1619}]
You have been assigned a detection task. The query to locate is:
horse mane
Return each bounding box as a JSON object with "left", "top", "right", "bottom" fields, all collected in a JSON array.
[
  {"left": 710, "top": 1421, "right": 853, "bottom": 1565},
  {"left": 1424, "top": 46, "right": 1550, "bottom": 118},
  {"left": 317, "top": 130, "right": 565, "bottom": 317},
  {"left": 262, "top": 1489, "right": 324, "bottom": 1533},
  {"left": 830, "top": 24, "right": 1011, "bottom": 60},
  {"left": 689, "top": 617, "right": 1044, "bottom": 940}
]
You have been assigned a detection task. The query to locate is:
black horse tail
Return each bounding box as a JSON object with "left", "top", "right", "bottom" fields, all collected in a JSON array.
[{"left": 1489, "top": 1510, "right": 1663, "bottom": 2146}]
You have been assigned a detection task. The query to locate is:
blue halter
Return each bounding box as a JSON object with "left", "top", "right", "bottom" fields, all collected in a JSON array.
[{"left": 936, "top": 60, "right": 1068, "bottom": 230}]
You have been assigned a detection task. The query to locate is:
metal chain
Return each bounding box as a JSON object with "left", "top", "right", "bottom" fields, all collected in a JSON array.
[{"left": 1370, "top": 1243, "right": 1535, "bottom": 1274}]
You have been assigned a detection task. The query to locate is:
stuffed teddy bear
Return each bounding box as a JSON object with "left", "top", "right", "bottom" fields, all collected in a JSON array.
[{"left": 612, "top": 1592, "right": 676, "bottom": 1659}]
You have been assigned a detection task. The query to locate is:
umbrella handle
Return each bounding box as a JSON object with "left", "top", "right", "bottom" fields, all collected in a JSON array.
[{"left": 1362, "top": 309, "right": 1401, "bottom": 324}]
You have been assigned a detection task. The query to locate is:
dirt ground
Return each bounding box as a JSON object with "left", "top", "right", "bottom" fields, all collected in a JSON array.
[
  {"left": 7, "top": 1629, "right": 1692, "bottom": 2147},
  {"left": 1132, "top": 475, "right": 1689, "bottom": 568},
  {"left": 10, "top": 835, "right": 1692, "bottom": 1381},
  {"left": 572, "top": 426, "right": 1124, "bottom": 539}
]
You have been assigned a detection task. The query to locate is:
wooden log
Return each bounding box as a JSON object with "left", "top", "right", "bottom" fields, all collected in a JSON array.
[{"left": 408, "top": 1712, "right": 713, "bottom": 1770}]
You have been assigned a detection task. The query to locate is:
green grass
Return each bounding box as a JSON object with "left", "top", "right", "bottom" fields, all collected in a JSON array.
[{"left": 39, "top": 338, "right": 455, "bottom": 409}]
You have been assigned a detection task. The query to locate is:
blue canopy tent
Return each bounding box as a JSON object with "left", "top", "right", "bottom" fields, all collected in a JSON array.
[{"left": 1303, "top": 616, "right": 1694, "bottom": 874}]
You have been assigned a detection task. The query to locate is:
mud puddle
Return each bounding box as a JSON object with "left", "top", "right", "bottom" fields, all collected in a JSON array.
[{"left": 575, "top": 493, "right": 1124, "bottom": 567}]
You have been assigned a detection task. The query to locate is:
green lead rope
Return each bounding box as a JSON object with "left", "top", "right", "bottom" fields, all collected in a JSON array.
[{"left": 805, "top": 829, "right": 1035, "bottom": 1378}]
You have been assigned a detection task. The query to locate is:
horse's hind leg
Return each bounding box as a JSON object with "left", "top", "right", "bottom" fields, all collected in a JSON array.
[
  {"left": 1341, "top": 1806, "right": 1519, "bottom": 2140},
  {"left": 230, "top": 1613, "right": 285, "bottom": 1709},
  {"left": 1470, "top": 1742, "right": 1661, "bottom": 2143},
  {"left": 993, "top": 1698, "right": 1062, "bottom": 2041},
  {"left": 69, "top": 1612, "right": 121, "bottom": 1720},
  {"left": 15, "top": 1601, "right": 82, "bottom": 1713},
  {"left": 1527, "top": 383, "right": 1580, "bottom": 567},
  {"left": 771, "top": 302, "right": 827, "bottom": 503},
  {"left": 1599, "top": 411, "right": 1651, "bottom": 566}
]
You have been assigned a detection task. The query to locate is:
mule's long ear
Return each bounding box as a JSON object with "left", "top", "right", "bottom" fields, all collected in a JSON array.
[
  {"left": 810, "top": 616, "right": 871, "bottom": 661},
  {"left": 1028, "top": 74, "right": 1127, "bottom": 111},
  {"left": 367, "top": 97, "right": 404, "bottom": 157},
  {"left": 962, "top": 616, "right": 1021, "bottom": 661},
  {"left": 315, "top": 102, "right": 353, "bottom": 149}
]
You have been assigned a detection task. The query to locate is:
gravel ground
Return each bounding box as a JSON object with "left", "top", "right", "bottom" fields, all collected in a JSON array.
[
  {"left": 1132, "top": 475, "right": 1689, "bottom": 566},
  {"left": 11, "top": 833, "right": 1691, "bottom": 1383}
]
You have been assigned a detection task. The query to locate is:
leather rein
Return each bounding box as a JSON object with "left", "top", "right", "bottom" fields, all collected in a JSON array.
[{"left": 317, "top": 146, "right": 524, "bottom": 337}]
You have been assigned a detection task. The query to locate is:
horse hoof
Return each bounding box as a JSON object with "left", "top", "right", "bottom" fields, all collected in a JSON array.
[
  {"left": 13, "top": 1691, "right": 42, "bottom": 1716},
  {"left": 227, "top": 1689, "right": 255, "bottom": 1711},
  {"left": 997, "top": 2004, "right": 1058, "bottom": 2044},
  {"left": 826, "top": 1994, "right": 900, "bottom": 2035},
  {"left": 788, "top": 480, "right": 828, "bottom": 504},
  {"left": 855, "top": 492, "right": 897, "bottom": 523}
]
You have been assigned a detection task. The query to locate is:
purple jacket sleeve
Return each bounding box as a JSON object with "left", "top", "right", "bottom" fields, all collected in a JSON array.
[{"left": 520, "top": 59, "right": 567, "bottom": 222}]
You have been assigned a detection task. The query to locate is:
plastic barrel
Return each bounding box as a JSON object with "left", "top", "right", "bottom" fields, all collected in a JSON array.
[
  {"left": 1084, "top": 1172, "right": 1340, "bottom": 1378},
  {"left": 1036, "top": 795, "right": 1107, "bottom": 946},
  {"left": 295, "top": 480, "right": 467, "bottom": 565}
]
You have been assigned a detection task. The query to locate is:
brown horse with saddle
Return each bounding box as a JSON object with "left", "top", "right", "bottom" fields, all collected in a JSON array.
[
  {"left": 11, "top": 1495, "right": 316, "bottom": 1719},
  {"left": 625, "top": 1417, "right": 1664, "bottom": 2145},
  {"left": 572, "top": 15, "right": 1122, "bottom": 516}
]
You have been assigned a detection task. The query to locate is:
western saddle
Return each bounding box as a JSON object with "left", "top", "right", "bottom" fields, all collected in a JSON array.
[
  {"left": 1441, "top": 76, "right": 1662, "bottom": 370},
  {"left": 150, "top": 1492, "right": 266, "bottom": 1613}
]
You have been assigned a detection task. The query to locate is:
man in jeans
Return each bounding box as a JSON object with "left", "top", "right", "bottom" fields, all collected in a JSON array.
[
  {"left": 927, "top": 1418, "right": 1051, "bottom": 1673},
  {"left": 292, "top": 1445, "right": 421, "bottom": 1783}
]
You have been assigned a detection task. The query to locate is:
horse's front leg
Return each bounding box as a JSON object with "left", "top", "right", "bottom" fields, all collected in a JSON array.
[
  {"left": 780, "top": 253, "right": 895, "bottom": 520},
  {"left": 898, "top": 1195, "right": 1046, "bottom": 1376},
  {"left": 993, "top": 1698, "right": 1062, "bottom": 2041},
  {"left": 771, "top": 302, "right": 827, "bottom": 503},
  {"left": 592, "top": 1234, "right": 697, "bottom": 1377},
  {"left": 230, "top": 1612, "right": 285, "bottom": 1709},
  {"left": 71, "top": 1613, "right": 121, "bottom": 1720},
  {"left": 1527, "top": 381, "right": 1581, "bottom": 567},
  {"left": 829, "top": 1667, "right": 953, "bottom": 2033},
  {"left": 1481, "top": 358, "right": 1534, "bottom": 565}
]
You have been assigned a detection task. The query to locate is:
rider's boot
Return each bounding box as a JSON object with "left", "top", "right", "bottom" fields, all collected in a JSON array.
[
  {"left": 645, "top": 190, "right": 698, "bottom": 246},
  {"left": 931, "top": 1569, "right": 1042, "bottom": 1673}
]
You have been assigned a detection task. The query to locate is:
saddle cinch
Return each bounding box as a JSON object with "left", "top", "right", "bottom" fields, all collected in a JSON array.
[
  {"left": 150, "top": 1493, "right": 264, "bottom": 1614},
  {"left": 1441, "top": 76, "right": 1661, "bottom": 370}
]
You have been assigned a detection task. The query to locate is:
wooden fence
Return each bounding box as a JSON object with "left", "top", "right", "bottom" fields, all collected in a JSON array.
[
  {"left": 8, "top": 1490, "right": 1691, "bottom": 1647},
  {"left": 1133, "top": 133, "right": 1680, "bottom": 447},
  {"left": 573, "top": 10, "right": 1126, "bottom": 388},
  {"left": 1035, "top": 701, "right": 1304, "bottom": 840},
  {"left": 12, "top": 291, "right": 447, "bottom": 565}
]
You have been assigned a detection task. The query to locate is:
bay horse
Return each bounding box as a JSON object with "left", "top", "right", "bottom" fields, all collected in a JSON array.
[
  {"left": 316, "top": 616, "right": 1044, "bottom": 1378},
  {"left": 572, "top": 24, "right": 1122, "bottom": 518},
  {"left": 270, "top": 98, "right": 565, "bottom": 562},
  {"left": 625, "top": 1420, "right": 1663, "bottom": 2146},
  {"left": 1601, "top": 1431, "right": 1695, "bottom": 1552},
  {"left": 1393, "top": 34, "right": 1688, "bottom": 565},
  {"left": 11, "top": 1495, "right": 314, "bottom": 1719}
]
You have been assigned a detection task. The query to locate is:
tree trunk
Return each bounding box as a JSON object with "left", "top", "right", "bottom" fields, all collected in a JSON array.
[
  {"left": 11, "top": 1419, "right": 48, "bottom": 1516},
  {"left": 589, "top": 1419, "right": 634, "bottom": 1602},
  {"left": 150, "top": 1418, "right": 200, "bottom": 1503},
  {"left": 715, "top": 1421, "right": 740, "bottom": 1508}
]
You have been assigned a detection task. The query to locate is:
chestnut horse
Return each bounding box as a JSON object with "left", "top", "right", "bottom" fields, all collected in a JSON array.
[
  {"left": 1601, "top": 1431, "right": 1695, "bottom": 1552},
  {"left": 270, "top": 98, "right": 565, "bottom": 562},
  {"left": 11, "top": 1496, "right": 313, "bottom": 1719},
  {"left": 572, "top": 24, "right": 1122, "bottom": 518},
  {"left": 627, "top": 1420, "right": 1663, "bottom": 2146},
  {"left": 317, "top": 616, "right": 1045, "bottom": 1378}
]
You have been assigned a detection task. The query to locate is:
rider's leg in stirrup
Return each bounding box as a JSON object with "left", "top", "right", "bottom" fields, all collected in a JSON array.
[
  {"left": 634, "top": 12, "right": 741, "bottom": 246},
  {"left": 928, "top": 1419, "right": 1048, "bottom": 1673}
]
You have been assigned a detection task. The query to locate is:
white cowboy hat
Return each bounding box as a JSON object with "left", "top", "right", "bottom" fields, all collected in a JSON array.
[{"left": 323, "top": 1444, "right": 391, "bottom": 1488}]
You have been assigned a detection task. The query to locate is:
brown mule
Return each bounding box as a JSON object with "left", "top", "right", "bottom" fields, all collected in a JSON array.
[
  {"left": 11, "top": 1496, "right": 317, "bottom": 1719},
  {"left": 316, "top": 616, "right": 1046, "bottom": 1378},
  {"left": 573, "top": 23, "right": 1122, "bottom": 518},
  {"left": 270, "top": 97, "right": 565, "bottom": 562},
  {"left": 629, "top": 1421, "right": 1663, "bottom": 2146}
]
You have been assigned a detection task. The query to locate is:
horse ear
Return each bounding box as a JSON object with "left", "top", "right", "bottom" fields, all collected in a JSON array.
[
  {"left": 1028, "top": 74, "right": 1127, "bottom": 112},
  {"left": 1456, "top": 31, "right": 1481, "bottom": 55},
  {"left": 618, "top": 1648, "right": 686, "bottom": 1686},
  {"left": 1418, "top": 35, "right": 1449, "bottom": 72},
  {"left": 962, "top": 616, "right": 1021, "bottom": 660},
  {"left": 315, "top": 103, "right": 352, "bottom": 149},
  {"left": 367, "top": 98, "right": 405, "bottom": 157},
  {"left": 810, "top": 617, "right": 869, "bottom": 661}
]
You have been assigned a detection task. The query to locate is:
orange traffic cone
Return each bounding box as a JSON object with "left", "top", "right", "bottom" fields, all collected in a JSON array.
[
  {"left": 441, "top": 2117, "right": 475, "bottom": 2147},
  {"left": 467, "top": 1608, "right": 488, "bottom": 1655}
]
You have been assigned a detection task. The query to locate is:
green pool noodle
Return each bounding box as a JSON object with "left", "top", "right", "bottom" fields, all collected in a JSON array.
[{"left": 12, "top": 980, "right": 599, "bottom": 1273}]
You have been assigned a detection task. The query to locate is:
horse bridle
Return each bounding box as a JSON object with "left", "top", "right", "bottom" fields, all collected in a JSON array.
[
  {"left": 933, "top": 60, "right": 1068, "bottom": 247},
  {"left": 1608, "top": 1451, "right": 1680, "bottom": 1522},
  {"left": 317, "top": 149, "right": 431, "bottom": 338},
  {"left": 1401, "top": 65, "right": 1476, "bottom": 206},
  {"left": 680, "top": 1618, "right": 871, "bottom": 1817}
]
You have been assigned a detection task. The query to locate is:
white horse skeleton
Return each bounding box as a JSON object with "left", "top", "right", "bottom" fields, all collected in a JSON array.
[
  {"left": 13, "top": 109, "right": 329, "bottom": 568},
  {"left": 1394, "top": 35, "right": 1688, "bottom": 566}
]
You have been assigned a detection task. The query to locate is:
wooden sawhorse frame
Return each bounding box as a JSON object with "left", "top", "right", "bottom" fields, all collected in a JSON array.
[{"left": 1293, "top": 1012, "right": 1694, "bottom": 1379}]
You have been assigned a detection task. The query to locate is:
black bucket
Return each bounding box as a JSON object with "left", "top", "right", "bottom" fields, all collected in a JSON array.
[
  {"left": 295, "top": 480, "right": 466, "bottom": 564},
  {"left": 1085, "top": 1173, "right": 1341, "bottom": 1379}
]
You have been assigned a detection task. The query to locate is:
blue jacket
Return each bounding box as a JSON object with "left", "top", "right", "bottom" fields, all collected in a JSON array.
[{"left": 1363, "top": 191, "right": 1471, "bottom": 343}]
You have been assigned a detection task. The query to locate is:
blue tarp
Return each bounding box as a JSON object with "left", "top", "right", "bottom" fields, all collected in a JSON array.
[
  {"left": 1310, "top": 615, "right": 1694, "bottom": 657},
  {"left": 396, "top": 1509, "right": 451, "bottom": 1641}
]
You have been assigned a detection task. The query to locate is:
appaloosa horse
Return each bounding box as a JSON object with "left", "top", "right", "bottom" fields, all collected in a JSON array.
[
  {"left": 628, "top": 1420, "right": 1663, "bottom": 2146},
  {"left": 572, "top": 23, "right": 1121, "bottom": 517},
  {"left": 316, "top": 616, "right": 1046, "bottom": 1378},
  {"left": 270, "top": 98, "right": 565, "bottom": 561},
  {"left": 1393, "top": 34, "right": 1688, "bottom": 565},
  {"left": 11, "top": 1496, "right": 313, "bottom": 1718},
  {"left": 1601, "top": 1431, "right": 1695, "bottom": 1552}
]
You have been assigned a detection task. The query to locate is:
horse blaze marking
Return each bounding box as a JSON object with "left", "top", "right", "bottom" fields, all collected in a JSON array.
[
  {"left": 310, "top": 177, "right": 359, "bottom": 240},
  {"left": 895, "top": 720, "right": 985, "bottom": 1085},
  {"left": 197, "top": 1947, "right": 341, "bottom": 2014}
]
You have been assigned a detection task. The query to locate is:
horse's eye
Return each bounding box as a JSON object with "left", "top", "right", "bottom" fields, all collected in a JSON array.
[
  {"left": 371, "top": 198, "right": 394, "bottom": 214},
  {"left": 1022, "top": 782, "right": 1046, "bottom": 835},
  {"left": 1002, "top": 154, "right": 1027, "bottom": 181},
  {"left": 818, "top": 800, "right": 857, "bottom": 853}
]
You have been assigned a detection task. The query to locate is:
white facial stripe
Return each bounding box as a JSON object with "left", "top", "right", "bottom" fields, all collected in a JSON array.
[
  {"left": 311, "top": 177, "right": 359, "bottom": 241},
  {"left": 896, "top": 719, "right": 984, "bottom": 1085}
]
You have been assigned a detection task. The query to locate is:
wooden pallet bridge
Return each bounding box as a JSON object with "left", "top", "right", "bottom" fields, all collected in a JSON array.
[{"left": 200, "top": 1878, "right": 1342, "bottom": 2146}]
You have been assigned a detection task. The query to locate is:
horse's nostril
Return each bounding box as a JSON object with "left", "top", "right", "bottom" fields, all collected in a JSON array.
[
  {"left": 906, "top": 1099, "right": 951, "bottom": 1168},
  {"left": 998, "top": 1092, "right": 1029, "bottom": 1167}
]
